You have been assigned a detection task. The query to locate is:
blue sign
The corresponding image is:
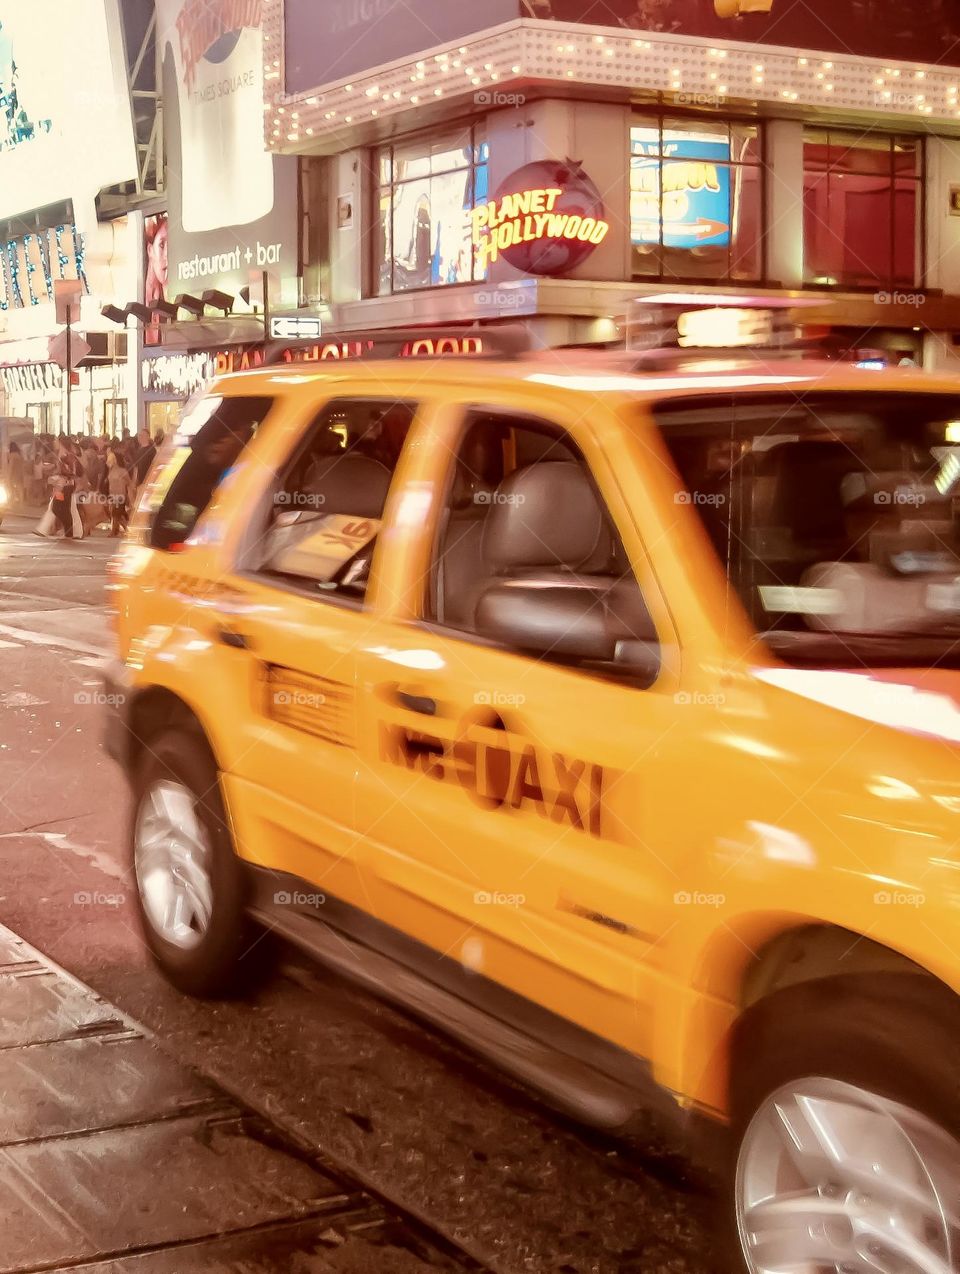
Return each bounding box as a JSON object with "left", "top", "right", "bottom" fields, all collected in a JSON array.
[{"left": 630, "top": 131, "right": 731, "bottom": 250}]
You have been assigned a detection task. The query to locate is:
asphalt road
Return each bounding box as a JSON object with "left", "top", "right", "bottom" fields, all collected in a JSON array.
[{"left": 0, "top": 514, "right": 722, "bottom": 1274}]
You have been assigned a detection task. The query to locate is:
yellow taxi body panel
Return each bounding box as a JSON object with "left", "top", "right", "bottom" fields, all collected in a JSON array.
[{"left": 109, "top": 358, "right": 960, "bottom": 1118}]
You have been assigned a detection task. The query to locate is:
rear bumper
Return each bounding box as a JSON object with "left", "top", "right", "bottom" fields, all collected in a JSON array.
[{"left": 103, "top": 659, "right": 135, "bottom": 770}]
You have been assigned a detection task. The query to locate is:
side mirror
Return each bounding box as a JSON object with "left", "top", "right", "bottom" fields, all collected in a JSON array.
[{"left": 475, "top": 576, "right": 660, "bottom": 681}]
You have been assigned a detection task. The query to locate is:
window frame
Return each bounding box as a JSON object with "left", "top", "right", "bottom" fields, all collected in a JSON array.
[
  {"left": 629, "top": 111, "right": 767, "bottom": 285},
  {"left": 418, "top": 404, "right": 662, "bottom": 687},
  {"left": 242, "top": 395, "right": 420, "bottom": 612},
  {"left": 372, "top": 121, "right": 489, "bottom": 298},
  {"left": 801, "top": 128, "right": 925, "bottom": 292}
]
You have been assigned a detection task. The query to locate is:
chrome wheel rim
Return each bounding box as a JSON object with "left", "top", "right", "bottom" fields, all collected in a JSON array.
[
  {"left": 134, "top": 779, "right": 213, "bottom": 951},
  {"left": 736, "top": 1077, "right": 959, "bottom": 1274}
]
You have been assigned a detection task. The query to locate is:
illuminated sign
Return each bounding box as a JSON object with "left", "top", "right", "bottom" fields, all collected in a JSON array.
[
  {"left": 631, "top": 131, "right": 732, "bottom": 250},
  {"left": 281, "top": 335, "right": 484, "bottom": 361},
  {"left": 472, "top": 159, "right": 609, "bottom": 277},
  {"left": 677, "top": 307, "right": 773, "bottom": 348},
  {"left": 270, "top": 314, "right": 323, "bottom": 340}
]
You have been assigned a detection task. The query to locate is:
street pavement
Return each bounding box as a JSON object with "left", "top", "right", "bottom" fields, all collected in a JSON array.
[{"left": 0, "top": 514, "right": 721, "bottom": 1274}]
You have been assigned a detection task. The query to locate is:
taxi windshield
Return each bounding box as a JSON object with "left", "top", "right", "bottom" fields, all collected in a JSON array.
[{"left": 656, "top": 391, "right": 960, "bottom": 668}]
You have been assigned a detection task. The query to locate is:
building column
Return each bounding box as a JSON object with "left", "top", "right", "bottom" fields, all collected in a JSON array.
[{"left": 764, "top": 119, "right": 804, "bottom": 288}]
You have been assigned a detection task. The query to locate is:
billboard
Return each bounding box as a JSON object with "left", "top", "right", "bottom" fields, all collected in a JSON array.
[
  {"left": 145, "top": 213, "right": 169, "bottom": 306},
  {"left": 631, "top": 129, "right": 732, "bottom": 250},
  {"left": 0, "top": 0, "right": 137, "bottom": 222},
  {"left": 158, "top": 0, "right": 297, "bottom": 301},
  {"left": 284, "top": 0, "right": 518, "bottom": 94},
  {"left": 525, "top": 1, "right": 960, "bottom": 68}
]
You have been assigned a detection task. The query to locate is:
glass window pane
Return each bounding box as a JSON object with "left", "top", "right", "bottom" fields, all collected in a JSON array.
[
  {"left": 377, "top": 189, "right": 392, "bottom": 297},
  {"left": 803, "top": 129, "right": 831, "bottom": 174},
  {"left": 662, "top": 118, "right": 729, "bottom": 158},
  {"left": 390, "top": 168, "right": 476, "bottom": 292},
  {"left": 828, "top": 132, "right": 891, "bottom": 175},
  {"left": 893, "top": 177, "right": 921, "bottom": 286},
  {"left": 377, "top": 148, "right": 392, "bottom": 185},
  {"left": 394, "top": 128, "right": 471, "bottom": 177},
  {"left": 730, "top": 164, "right": 763, "bottom": 280},
  {"left": 631, "top": 123, "right": 661, "bottom": 158},
  {"left": 894, "top": 139, "right": 920, "bottom": 177},
  {"left": 804, "top": 172, "right": 844, "bottom": 284},
  {"left": 731, "top": 123, "right": 761, "bottom": 165}
]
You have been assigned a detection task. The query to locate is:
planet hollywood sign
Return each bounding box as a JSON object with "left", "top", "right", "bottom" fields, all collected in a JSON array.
[{"left": 471, "top": 159, "right": 610, "bottom": 276}]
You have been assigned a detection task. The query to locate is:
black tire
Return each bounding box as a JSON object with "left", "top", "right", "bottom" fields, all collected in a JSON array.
[
  {"left": 130, "top": 727, "right": 254, "bottom": 997},
  {"left": 728, "top": 973, "right": 960, "bottom": 1270}
]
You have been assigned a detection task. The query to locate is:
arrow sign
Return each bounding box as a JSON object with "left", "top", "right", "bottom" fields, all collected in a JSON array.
[
  {"left": 270, "top": 314, "right": 323, "bottom": 340},
  {"left": 667, "top": 218, "right": 730, "bottom": 239}
]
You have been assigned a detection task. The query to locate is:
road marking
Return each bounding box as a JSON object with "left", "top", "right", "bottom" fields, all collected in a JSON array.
[
  {"left": 0, "top": 620, "right": 108, "bottom": 658},
  {"left": 73, "top": 656, "right": 111, "bottom": 669},
  {"left": 0, "top": 639, "right": 21, "bottom": 648}
]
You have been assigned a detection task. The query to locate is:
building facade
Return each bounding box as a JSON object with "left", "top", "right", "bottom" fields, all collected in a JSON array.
[{"left": 258, "top": 0, "right": 960, "bottom": 367}]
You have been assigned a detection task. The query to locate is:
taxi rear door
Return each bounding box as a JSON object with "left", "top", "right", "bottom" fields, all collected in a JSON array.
[{"left": 354, "top": 397, "right": 684, "bottom": 1061}]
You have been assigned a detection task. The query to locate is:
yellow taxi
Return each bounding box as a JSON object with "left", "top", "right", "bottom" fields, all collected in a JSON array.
[{"left": 104, "top": 326, "right": 960, "bottom": 1273}]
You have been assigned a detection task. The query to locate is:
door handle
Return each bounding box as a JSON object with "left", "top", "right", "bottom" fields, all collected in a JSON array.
[
  {"left": 396, "top": 689, "right": 436, "bottom": 716},
  {"left": 217, "top": 627, "right": 250, "bottom": 650}
]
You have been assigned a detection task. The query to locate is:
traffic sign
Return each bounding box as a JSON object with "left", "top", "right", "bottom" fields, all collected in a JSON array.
[
  {"left": 54, "top": 280, "right": 83, "bottom": 325},
  {"left": 48, "top": 331, "right": 91, "bottom": 370},
  {"left": 270, "top": 315, "right": 323, "bottom": 341}
]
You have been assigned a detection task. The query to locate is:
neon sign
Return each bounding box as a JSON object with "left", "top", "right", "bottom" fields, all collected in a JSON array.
[
  {"left": 281, "top": 335, "right": 484, "bottom": 361},
  {"left": 472, "top": 160, "right": 609, "bottom": 276}
]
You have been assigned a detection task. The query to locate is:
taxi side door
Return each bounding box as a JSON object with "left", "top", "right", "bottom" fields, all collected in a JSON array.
[
  {"left": 210, "top": 392, "right": 419, "bottom": 911},
  {"left": 354, "top": 397, "right": 684, "bottom": 1062}
]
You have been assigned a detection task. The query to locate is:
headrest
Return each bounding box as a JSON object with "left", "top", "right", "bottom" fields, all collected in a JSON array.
[
  {"left": 305, "top": 453, "right": 392, "bottom": 519},
  {"left": 451, "top": 427, "right": 505, "bottom": 509},
  {"left": 482, "top": 462, "right": 609, "bottom": 571}
]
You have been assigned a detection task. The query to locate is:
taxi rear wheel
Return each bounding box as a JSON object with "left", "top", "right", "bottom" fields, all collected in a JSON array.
[
  {"left": 131, "top": 728, "right": 253, "bottom": 997},
  {"left": 729, "top": 975, "right": 960, "bottom": 1274}
]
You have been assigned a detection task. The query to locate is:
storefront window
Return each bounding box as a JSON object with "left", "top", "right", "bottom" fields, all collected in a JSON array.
[
  {"left": 630, "top": 119, "right": 763, "bottom": 283},
  {"left": 376, "top": 127, "right": 489, "bottom": 294},
  {"left": 803, "top": 131, "right": 922, "bottom": 290}
]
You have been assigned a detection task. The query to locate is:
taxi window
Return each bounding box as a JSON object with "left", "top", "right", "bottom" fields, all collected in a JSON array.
[
  {"left": 657, "top": 391, "right": 960, "bottom": 669},
  {"left": 252, "top": 398, "right": 415, "bottom": 602},
  {"left": 147, "top": 395, "right": 273, "bottom": 551},
  {"left": 426, "top": 410, "right": 660, "bottom": 685}
]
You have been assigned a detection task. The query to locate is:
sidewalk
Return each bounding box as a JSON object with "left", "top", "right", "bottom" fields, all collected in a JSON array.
[{"left": 0, "top": 923, "right": 453, "bottom": 1273}]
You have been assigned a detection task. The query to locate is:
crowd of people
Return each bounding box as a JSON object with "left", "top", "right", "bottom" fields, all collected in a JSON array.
[{"left": 6, "top": 429, "right": 163, "bottom": 540}]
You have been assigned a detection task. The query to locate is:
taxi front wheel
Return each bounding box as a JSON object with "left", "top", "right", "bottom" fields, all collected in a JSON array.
[
  {"left": 131, "top": 728, "right": 255, "bottom": 997},
  {"left": 729, "top": 974, "right": 960, "bottom": 1274}
]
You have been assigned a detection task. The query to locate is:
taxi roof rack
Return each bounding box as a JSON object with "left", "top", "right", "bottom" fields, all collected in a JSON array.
[{"left": 264, "top": 324, "right": 533, "bottom": 365}]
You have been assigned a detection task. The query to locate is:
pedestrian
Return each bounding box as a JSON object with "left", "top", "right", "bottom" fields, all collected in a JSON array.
[
  {"left": 7, "top": 441, "right": 24, "bottom": 508},
  {"left": 46, "top": 436, "right": 84, "bottom": 539},
  {"left": 133, "top": 428, "right": 157, "bottom": 487},
  {"left": 105, "top": 447, "right": 132, "bottom": 536}
]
